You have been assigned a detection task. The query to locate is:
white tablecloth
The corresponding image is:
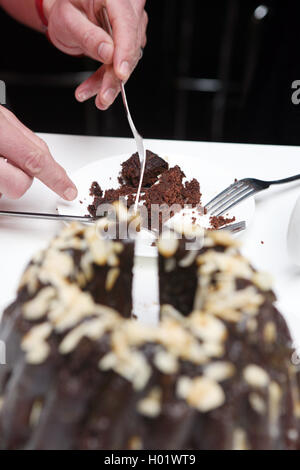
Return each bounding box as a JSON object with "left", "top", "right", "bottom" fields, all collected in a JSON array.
[{"left": 0, "top": 134, "right": 299, "bottom": 340}]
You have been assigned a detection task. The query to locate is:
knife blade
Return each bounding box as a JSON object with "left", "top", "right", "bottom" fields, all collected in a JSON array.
[{"left": 0, "top": 210, "right": 95, "bottom": 223}]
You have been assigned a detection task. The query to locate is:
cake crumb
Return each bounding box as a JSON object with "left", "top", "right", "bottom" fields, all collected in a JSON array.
[{"left": 209, "top": 215, "right": 236, "bottom": 230}]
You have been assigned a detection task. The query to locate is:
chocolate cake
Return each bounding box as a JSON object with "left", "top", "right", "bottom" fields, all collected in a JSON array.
[
  {"left": 88, "top": 152, "right": 202, "bottom": 230},
  {"left": 88, "top": 150, "right": 169, "bottom": 218},
  {"left": 1, "top": 217, "right": 300, "bottom": 449},
  {"left": 157, "top": 225, "right": 204, "bottom": 316},
  {"left": 142, "top": 166, "right": 201, "bottom": 228},
  {"left": 6, "top": 203, "right": 136, "bottom": 320},
  {"left": 119, "top": 150, "right": 169, "bottom": 188},
  {"left": 88, "top": 184, "right": 137, "bottom": 218},
  {"left": 88, "top": 151, "right": 236, "bottom": 233},
  {"left": 158, "top": 229, "right": 276, "bottom": 317}
]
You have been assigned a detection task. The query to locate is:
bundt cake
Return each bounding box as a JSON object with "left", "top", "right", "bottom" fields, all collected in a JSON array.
[{"left": 0, "top": 211, "right": 299, "bottom": 450}]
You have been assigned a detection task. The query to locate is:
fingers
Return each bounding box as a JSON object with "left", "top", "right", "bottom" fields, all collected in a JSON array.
[
  {"left": 0, "top": 107, "right": 49, "bottom": 153},
  {"left": 76, "top": 0, "right": 148, "bottom": 109},
  {"left": 141, "top": 10, "right": 148, "bottom": 48},
  {"left": 76, "top": 64, "right": 121, "bottom": 110},
  {"left": 130, "top": 0, "right": 147, "bottom": 16},
  {"left": 0, "top": 158, "right": 33, "bottom": 200},
  {"left": 106, "top": 0, "right": 141, "bottom": 81},
  {"left": 0, "top": 109, "right": 77, "bottom": 201},
  {"left": 55, "top": 1, "right": 114, "bottom": 63},
  {"left": 130, "top": 3, "right": 148, "bottom": 48},
  {"left": 48, "top": 0, "right": 147, "bottom": 81},
  {"left": 76, "top": 65, "right": 105, "bottom": 103},
  {"left": 94, "top": 64, "right": 121, "bottom": 110}
]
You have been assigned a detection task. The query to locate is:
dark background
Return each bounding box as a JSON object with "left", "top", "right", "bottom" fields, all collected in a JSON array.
[{"left": 1, "top": 0, "right": 300, "bottom": 145}]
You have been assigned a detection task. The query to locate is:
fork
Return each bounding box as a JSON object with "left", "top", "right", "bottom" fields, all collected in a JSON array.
[
  {"left": 205, "top": 174, "right": 300, "bottom": 216},
  {"left": 99, "top": 7, "right": 146, "bottom": 214}
]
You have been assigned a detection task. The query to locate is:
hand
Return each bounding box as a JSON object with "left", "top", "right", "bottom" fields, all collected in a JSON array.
[
  {"left": 44, "top": 0, "right": 148, "bottom": 110},
  {"left": 0, "top": 106, "right": 77, "bottom": 200}
]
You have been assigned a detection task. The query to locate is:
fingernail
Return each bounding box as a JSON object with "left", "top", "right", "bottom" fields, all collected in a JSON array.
[
  {"left": 119, "top": 61, "right": 130, "bottom": 80},
  {"left": 77, "top": 90, "right": 90, "bottom": 102},
  {"left": 102, "top": 88, "right": 116, "bottom": 106},
  {"left": 64, "top": 187, "right": 78, "bottom": 201},
  {"left": 98, "top": 42, "right": 113, "bottom": 62}
]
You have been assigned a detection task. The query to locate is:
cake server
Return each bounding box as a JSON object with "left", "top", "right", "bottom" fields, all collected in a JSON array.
[{"left": 99, "top": 7, "right": 146, "bottom": 214}]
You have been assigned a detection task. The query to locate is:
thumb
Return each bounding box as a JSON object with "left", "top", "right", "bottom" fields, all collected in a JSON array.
[{"left": 50, "top": 2, "right": 115, "bottom": 63}]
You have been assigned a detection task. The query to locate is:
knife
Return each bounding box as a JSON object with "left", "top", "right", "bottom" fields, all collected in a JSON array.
[
  {"left": 0, "top": 210, "right": 95, "bottom": 223},
  {"left": 99, "top": 7, "right": 146, "bottom": 213},
  {"left": 0, "top": 210, "right": 247, "bottom": 235}
]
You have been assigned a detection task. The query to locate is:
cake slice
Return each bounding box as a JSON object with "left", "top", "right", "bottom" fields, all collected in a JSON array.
[
  {"left": 119, "top": 149, "right": 169, "bottom": 188},
  {"left": 88, "top": 152, "right": 202, "bottom": 231}
]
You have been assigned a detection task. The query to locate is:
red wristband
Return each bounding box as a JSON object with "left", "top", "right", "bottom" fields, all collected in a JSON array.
[{"left": 35, "top": 0, "right": 48, "bottom": 28}]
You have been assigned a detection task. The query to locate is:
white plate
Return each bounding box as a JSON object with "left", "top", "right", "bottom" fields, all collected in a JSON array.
[{"left": 57, "top": 153, "right": 255, "bottom": 257}]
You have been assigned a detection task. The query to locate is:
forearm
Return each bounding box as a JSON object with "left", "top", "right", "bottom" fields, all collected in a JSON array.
[{"left": 0, "top": 0, "right": 54, "bottom": 32}]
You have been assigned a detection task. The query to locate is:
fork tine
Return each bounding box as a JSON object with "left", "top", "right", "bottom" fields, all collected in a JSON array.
[
  {"left": 207, "top": 184, "right": 251, "bottom": 214},
  {"left": 213, "top": 188, "right": 256, "bottom": 216},
  {"left": 209, "top": 186, "right": 253, "bottom": 215},
  {"left": 205, "top": 181, "right": 245, "bottom": 211},
  {"left": 208, "top": 183, "right": 252, "bottom": 215}
]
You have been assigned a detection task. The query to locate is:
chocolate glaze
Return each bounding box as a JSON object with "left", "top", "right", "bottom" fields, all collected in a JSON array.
[{"left": 0, "top": 227, "right": 300, "bottom": 450}]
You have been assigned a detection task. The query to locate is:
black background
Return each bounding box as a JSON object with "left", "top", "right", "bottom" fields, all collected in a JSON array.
[{"left": 1, "top": 0, "right": 300, "bottom": 145}]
